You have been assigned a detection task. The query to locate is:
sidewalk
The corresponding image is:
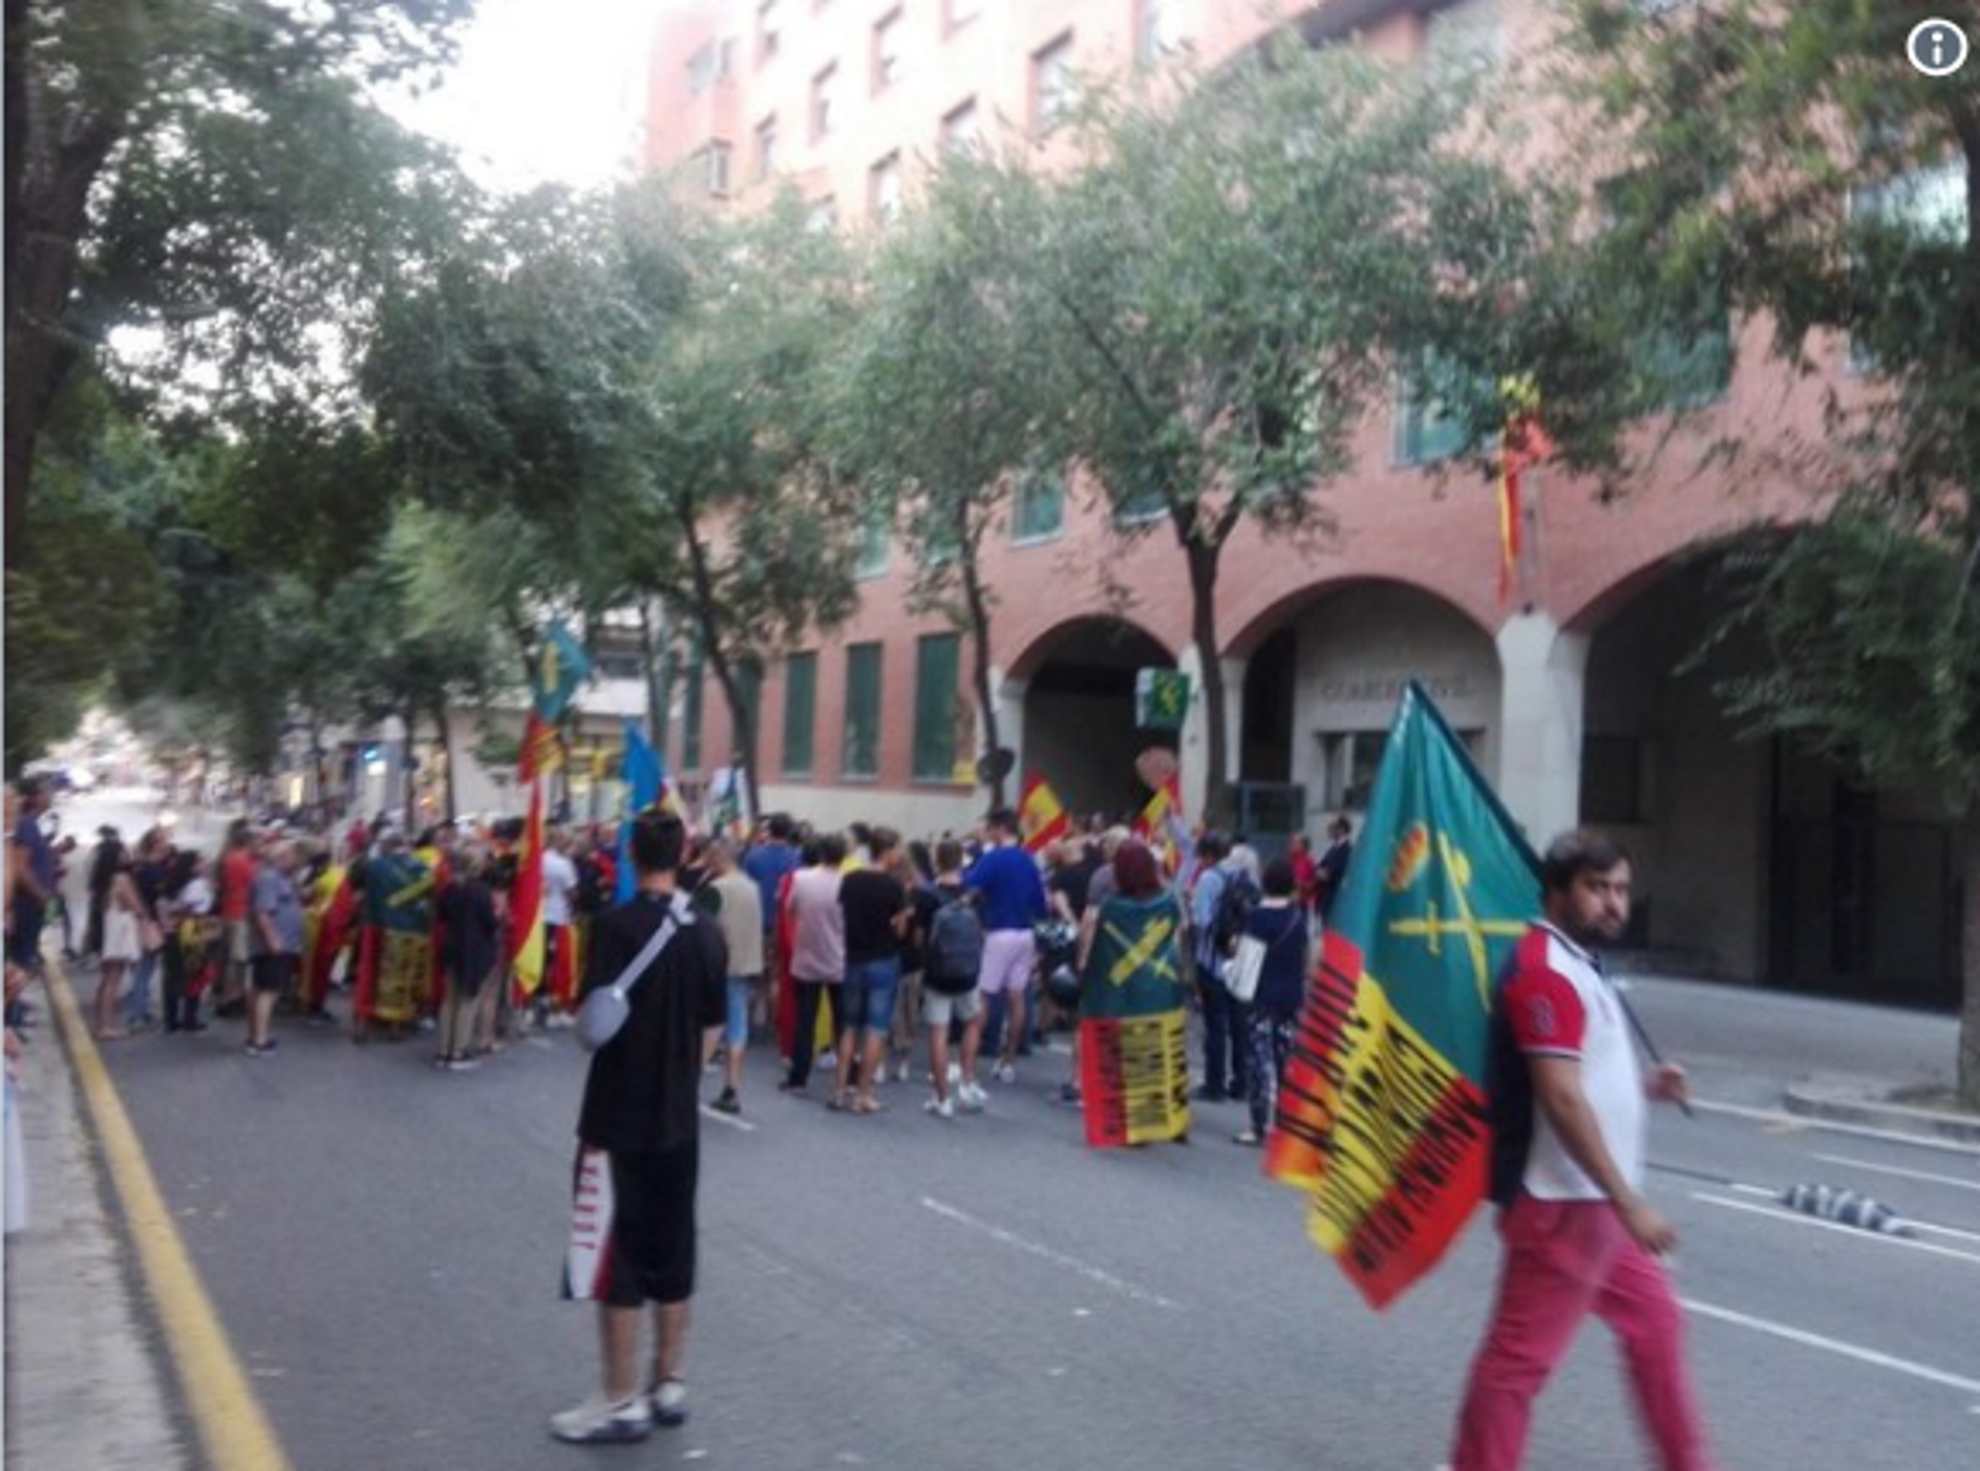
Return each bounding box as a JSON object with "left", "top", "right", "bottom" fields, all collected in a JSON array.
[{"left": 3, "top": 971, "right": 190, "bottom": 1471}]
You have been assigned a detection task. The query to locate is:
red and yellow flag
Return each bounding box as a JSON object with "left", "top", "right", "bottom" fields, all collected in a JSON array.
[
  {"left": 1497, "top": 377, "right": 1554, "bottom": 605},
  {"left": 1018, "top": 772, "right": 1071, "bottom": 853},
  {"left": 510, "top": 712, "right": 553, "bottom": 998},
  {"left": 1131, "top": 774, "right": 1190, "bottom": 875}
]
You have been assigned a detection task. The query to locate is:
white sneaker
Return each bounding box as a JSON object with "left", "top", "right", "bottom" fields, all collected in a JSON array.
[
  {"left": 924, "top": 1095, "right": 955, "bottom": 1119},
  {"left": 946, "top": 1061, "right": 962, "bottom": 1085},
  {"left": 549, "top": 1393, "right": 652, "bottom": 1444},
  {"left": 994, "top": 1062, "right": 1017, "bottom": 1084},
  {"left": 958, "top": 1082, "right": 987, "bottom": 1112},
  {"left": 650, "top": 1377, "right": 688, "bottom": 1427}
]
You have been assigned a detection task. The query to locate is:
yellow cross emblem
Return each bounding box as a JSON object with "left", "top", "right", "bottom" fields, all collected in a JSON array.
[
  {"left": 1104, "top": 914, "right": 1178, "bottom": 987},
  {"left": 1386, "top": 831, "right": 1526, "bottom": 1009}
]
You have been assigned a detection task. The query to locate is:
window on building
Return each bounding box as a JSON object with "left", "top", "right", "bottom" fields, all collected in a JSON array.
[
  {"left": 681, "top": 647, "right": 705, "bottom": 772},
  {"left": 857, "top": 500, "right": 891, "bottom": 576},
  {"left": 1580, "top": 735, "right": 1647, "bottom": 824},
  {"left": 733, "top": 658, "right": 764, "bottom": 766},
  {"left": 941, "top": 98, "right": 980, "bottom": 155},
  {"left": 754, "top": 115, "right": 778, "bottom": 180},
  {"left": 843, "top": 643, "right": 883, "bottom": 778},
  {"left": 782, "top": 651, "right": 817, "bottom": 776},
  {"left": 913, "top": 634, "right": 962, "bottom": 781},
  {"left": 1393, "top": 356, "right": 1483, "bottom": 465},
  {"left": 1111, "top": 472, "right": 1167, "bottom": 527},
  {"left": 757, "top": 0, "right": 782, "bottom": 65},
  {"left": 687, "top": 41, "right": 731, "bottom": 95},
  {"left": 1032, "top": 32, "right": 1076, "bottom": 133},
  {"left": 1425, "top": 0, "right": 1503, "bottom": 76},
  {"left": 1849, "top": 158, "right": 1967, "bottom": 372},
  {"left": 1136, "top": 0, "right": 1185, "bottom": 68},
  {"left": 811, "top": 64, "right": 838, "bottom": 140},
  {"left": 946, "top": 0, "right": 980, "bottom": 35},
  {"left": 1323, "top": 727, "right": 1482, "bottom": 809},
  {"left": 870, "top": 151, "right": 904, "bottom": 223},
  {"left": 873, "top": 8, "right": 904, "bottom": 91},
  {"left": 1012, "top": 466, "right": 1065, "bottom": 542},
  {"left": 699, "top": 141, "right": 732, "bottom": 197}
]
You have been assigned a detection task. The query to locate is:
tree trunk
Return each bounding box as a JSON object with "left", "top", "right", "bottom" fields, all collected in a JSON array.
[
  {"left": 4, "top": 99, "right": 124, "bottom": 569},
  {"left": 961, "top": 545, "right": 1004, "bottom": 809},
  {"left": 1959, "top": 805, "right": 1980, "bottom": 1109},
  {"left": 402, "top": 701, "right": 420, "bottom": 832},
  {"left": 676, "top": 509, "right": 760, "bottom": 824},
  {"left": 1181, "top": 531, "right": 1232, "bottom": 829},
  {"left": 433, "top": 697, "right": 456, "bottom": 823},
  {"left": 637, "top": 598, "right": 670, "bottom": 754}
]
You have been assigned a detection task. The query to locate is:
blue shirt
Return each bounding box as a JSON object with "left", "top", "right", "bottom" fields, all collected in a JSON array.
[
  {"left": 964, "top": 844, "right": 1047, "bottom": 933},
  {"left": 12, "top": 814, "right": 54, "bottom": 892},
  {"left": 743, "top": 842, "right": 799, "bottom": 928}
]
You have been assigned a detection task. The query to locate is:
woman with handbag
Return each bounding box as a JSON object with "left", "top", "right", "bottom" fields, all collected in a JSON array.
[
  {"left": 1233, "top": 856, "right": 1311, "bottom": 1147},
  {"left": 93, "top": 846, "right": 144, "bottom": 1041}
]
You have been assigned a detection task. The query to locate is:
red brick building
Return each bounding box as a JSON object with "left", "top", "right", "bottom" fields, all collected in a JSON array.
[{"left": 636, "top": 0, "right": 1966, "bottom": 1007}]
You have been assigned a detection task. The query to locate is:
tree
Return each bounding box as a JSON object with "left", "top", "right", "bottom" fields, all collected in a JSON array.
[
  {"left": 1007, "top": 47, "right": 1551, "bottom": 823},
  {"left": 828, "top": 156, "right": 1064, "bottom": 807},
  {"left": 4, "top": 0, "right": 477, "bottom": 567},
  {"left": 628, "top": 194, "right": 864, "bottom": 819},
  {"left": 1560, "top": 2, "right": 1980, "bottom": 1103}
]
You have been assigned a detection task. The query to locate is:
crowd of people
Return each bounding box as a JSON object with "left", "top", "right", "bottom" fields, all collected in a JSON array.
[{"left": 2, "top": 776, "right": 1359, "bottom": 1147}]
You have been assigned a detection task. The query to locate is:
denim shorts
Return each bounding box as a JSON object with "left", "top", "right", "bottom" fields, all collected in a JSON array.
[
  {"left": 724, "top": 977, "right": 757, "bottom": 1048},
  {"left": 840, "top": 956, "right": 901, "bottom": 1036}
]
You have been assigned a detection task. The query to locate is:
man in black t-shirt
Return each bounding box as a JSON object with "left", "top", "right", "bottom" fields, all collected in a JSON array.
[
  {"left": 551, "top": 813, "right": 727, "bottom": 1446},
  {"left": 835, "top": 827, "right": 907, "bottom": 1113}
]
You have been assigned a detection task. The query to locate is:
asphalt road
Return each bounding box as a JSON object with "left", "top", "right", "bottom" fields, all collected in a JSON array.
[{"left": 51, "top": 792, "right": 1980, "bottom": 1471}]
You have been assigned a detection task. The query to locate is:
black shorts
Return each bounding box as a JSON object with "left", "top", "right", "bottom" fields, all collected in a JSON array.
[
  {"left": 581, "top": 1143, "right": 699, "bottom": 1307},
  {"left": 250, "top": 954, "right": 297, "bottom": 994}
]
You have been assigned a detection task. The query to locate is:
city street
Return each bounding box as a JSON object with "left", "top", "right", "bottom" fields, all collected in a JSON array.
[{"left": 29, "top": 789, "right": 1977, "bottom": 1471}]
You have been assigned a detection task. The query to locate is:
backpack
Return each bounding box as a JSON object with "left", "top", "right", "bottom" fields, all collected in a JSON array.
[
  {"left": 924, "top": 888, "right": 984, "bottom": 995},
  {"left": 1213, "top": 867, "right": 1261, "bottom": 957}
]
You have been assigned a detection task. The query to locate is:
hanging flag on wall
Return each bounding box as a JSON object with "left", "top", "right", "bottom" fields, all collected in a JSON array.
[
  {"left": 1497, "top": 375, "right": 1555, "bottom": 605},
  {"left": 1266, "top": 681, "right": 1540, "bottom": 1309}
]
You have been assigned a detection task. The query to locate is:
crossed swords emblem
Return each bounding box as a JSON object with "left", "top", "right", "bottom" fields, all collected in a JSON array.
[{"left": 1386, "top": 831, "right": 1525, "bottom": 1009}]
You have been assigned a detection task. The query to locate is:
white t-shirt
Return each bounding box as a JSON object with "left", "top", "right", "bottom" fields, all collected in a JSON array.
[
  {"left": 1503, "top": 923, "right": 1645, "bottom": 1202},
  {"left": 542, "top": 850, "right": 578, "bottom": 929}
]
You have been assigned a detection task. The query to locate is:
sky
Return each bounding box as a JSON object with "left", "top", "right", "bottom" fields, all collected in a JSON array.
[{"left": 401, "top": 0, "right": 674, "bottom": 191}]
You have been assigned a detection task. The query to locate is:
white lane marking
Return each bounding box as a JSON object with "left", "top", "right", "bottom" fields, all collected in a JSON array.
[
  {"left": 1811, "top": 1153, "right": 1980, "bottom": 1195},
  {"left": 700, "top": 1104, "right": 758, "bottom": 1133},
  {"left": 920, "top": 1197, "right": 1180, "bottom": 1310},
  {"left": 1682, "top": 1298, "right": 1980, "bottom": 1397},
  {"left": 1909, "top": 1220, "right": 1980, "bottom": 1247},
  {"left": 1693, "top": 1099, "right": 1980, "bottom": 1158},
  {"left": 1690, "top": 1192, "right": 1980, "bottom": 1267}
]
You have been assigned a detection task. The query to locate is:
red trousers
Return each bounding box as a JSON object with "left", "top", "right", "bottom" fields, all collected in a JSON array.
[{"left": 1452, "top": 1194, "right": 1715, "bottom": 1471}]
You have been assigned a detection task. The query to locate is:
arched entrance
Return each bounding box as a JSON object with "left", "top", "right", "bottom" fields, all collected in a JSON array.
[
  {"left": 1015, "top": 617, "right": 1177, "bottom": 823},
  {"left": 1580, "top": 553, "right": 1960, "bottom": 1006},
  {"left": 1233, "top": 580, "right": 1501, "bottom": 837}
]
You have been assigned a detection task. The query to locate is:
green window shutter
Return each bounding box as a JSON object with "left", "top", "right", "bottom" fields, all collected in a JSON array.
[
  {"left": 913, "top": 634, "right": 961, "bottom": 780},
  {"left": 843, "top": 643, "right": 882, "bottom": 778},
  {"left": 681, "top": 648, "right": 705, "bottom": 771},
  {"left": 782, "top": 652, "right": 816, "bottom": 777},
  {"left": 733, "top": 658, "right": 764, "bottom": 767}
]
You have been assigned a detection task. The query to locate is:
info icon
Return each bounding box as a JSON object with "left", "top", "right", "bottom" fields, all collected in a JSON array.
[{"left": 1907, "top": 17, "right": 1969, "bottom": 77}]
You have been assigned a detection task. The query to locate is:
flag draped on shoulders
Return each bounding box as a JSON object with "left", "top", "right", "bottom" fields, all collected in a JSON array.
[
  {"left": 1079, "top": 891, "right": 1192, "bottom": 1149},
  {"left": 1267, "top": 681, "right": 1540, "bottom": 1309},
  {"left": 1018, "top": 772, "right": 1070, "bottom": 853}
]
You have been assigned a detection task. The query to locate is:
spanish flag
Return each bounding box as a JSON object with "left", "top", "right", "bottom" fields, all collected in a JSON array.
[
  {"left": 1132, "top": 774, "right": 1190, "bottom": 875},
  {"left": 1497, "top": 376, "right": 1554, "bottom": 604},
  {"left": 1018, "top": 773, "right": 1071, "bottom": 853},
  {"left": 509, "top": 712, "right": 552, "bottom": 998}
]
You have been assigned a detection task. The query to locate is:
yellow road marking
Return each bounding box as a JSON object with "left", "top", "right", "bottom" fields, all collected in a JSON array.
[{"left": 45, "top": 961, "right": 294, "bottom": 1471}]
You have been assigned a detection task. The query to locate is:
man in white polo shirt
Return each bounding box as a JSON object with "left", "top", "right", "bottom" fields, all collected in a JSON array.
[{"left": 1450, "top": 830, "right": 1714, "bottom": 1471}]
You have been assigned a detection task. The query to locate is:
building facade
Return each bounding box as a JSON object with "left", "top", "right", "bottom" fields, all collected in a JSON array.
[{"left": 635, "top": 0, "right": 1967, "bottom": 1009}]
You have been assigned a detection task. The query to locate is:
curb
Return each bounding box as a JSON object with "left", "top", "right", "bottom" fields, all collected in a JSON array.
[{"left": 1782, "top": 1085, "right": 1980, "bottom": 1147}]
